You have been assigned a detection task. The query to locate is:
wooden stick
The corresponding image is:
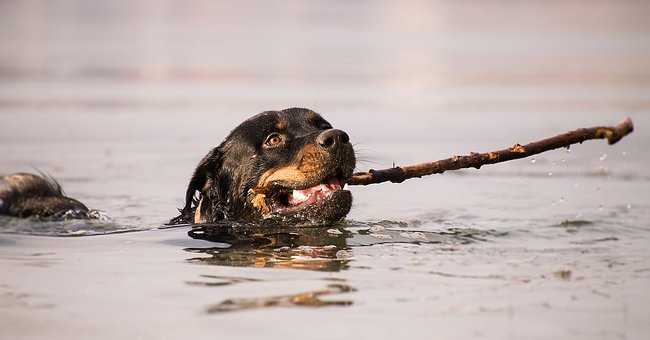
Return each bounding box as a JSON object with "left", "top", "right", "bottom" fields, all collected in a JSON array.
[{"left": 348, "top": 117, "right": 634, "bottom": 186}]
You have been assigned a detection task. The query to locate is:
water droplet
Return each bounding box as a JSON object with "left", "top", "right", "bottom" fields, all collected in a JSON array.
[
  {"left": 548, "top": 172, "right": 553, "bottom": 176},
  {"left": 626, "top": 204, "right": 632, "bottom": 210},
  {"left": 621, "top": 151, "right": 627, "bottom": 157},
  {"left": 598, "top": 205, "right": 604, "bottom": 211},
  {"left": 559, "top": 197, "right": 565, "bottom": 203},
  {"left": 561, "top": 159, "right": 566, "bottom": 163},
  {"left": 566, "top": 147, "right": 572, "bottom": 153},
  {"left": 599, "top": 154, "right": 608, "bottom": 161},
  {"left": 88, "top": 210, "right": 111, "bottom": 221},
  {"left": 530, "top": 158, "right": 537, "bottom": 164}
]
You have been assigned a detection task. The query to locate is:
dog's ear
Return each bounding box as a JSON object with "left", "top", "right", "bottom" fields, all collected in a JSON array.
[
  {"left": 183, "top": 147, "right": 223, "bottom": 213},
  {"left": 169, "top": 147, "right": 223, "bottom": 225}
]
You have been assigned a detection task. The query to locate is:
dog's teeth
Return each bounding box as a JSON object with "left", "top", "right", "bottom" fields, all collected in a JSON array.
[
  {"left": 292, "top": 190, "right": 307, "bottom": 201},
  {"left": 289, "top": 189, "right": 309, "bottom": 205},
  {"left": 288, "top": 182, "right": 341, "bottom": 206}
]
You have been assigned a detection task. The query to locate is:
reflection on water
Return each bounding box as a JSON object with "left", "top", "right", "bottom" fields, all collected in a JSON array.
[
  {"left": 184, "top": 220, "right": 507, "bottom": 272},
  {"left": 185, "top": 274, "right": 262, "bottom": 287},
  {"left": 185, "top": 219, "right": 503, "bottom": 247},
  {"left": 186, "top": 244, "right": 350, "bottom": 272},
  {"left": 186, "top": 221, "right": 351, "bottom": 248},
  {"left": 205, "top": 283, "right": 356, "bottom": 314},
  {"left": 184, "top": 221, "right": 507, "bottom": 313},
  {"left": 556, "top": 219, "right": 596, "bottom": 233}
]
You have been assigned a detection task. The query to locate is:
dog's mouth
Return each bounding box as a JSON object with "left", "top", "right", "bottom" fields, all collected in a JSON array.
[
  {"left": 268, "top": 176, "right": 345, "bottom": 214},
  {"left": 250, "top": 168, "right": 353, "bottom": 224},
  {"left": 250, "top": 143, "right": 356, "bottom": 224}
]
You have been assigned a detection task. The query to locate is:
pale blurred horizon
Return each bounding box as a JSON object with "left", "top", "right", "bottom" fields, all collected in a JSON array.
[{"left": 1, "top": 1, "right": 648, "bottom": 115}]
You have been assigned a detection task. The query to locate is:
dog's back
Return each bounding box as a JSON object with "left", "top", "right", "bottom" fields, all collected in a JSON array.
[{"left": 0, "top": 173, "right": 89, "bottom": 218}]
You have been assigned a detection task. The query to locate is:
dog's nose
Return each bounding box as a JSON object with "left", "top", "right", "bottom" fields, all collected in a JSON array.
[{"left": 317, "top": 129, "right": 350, "bottom": 149}]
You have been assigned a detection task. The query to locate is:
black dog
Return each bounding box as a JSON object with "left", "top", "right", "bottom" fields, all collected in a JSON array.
[
  {"left": 1, "top": 108, "right": 356, "bottom": 225},
  {"left": 172, "top": 107, "right": 356, "bottom": 225}
]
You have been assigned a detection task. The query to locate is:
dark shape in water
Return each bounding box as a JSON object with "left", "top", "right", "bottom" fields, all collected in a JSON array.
[
  {"left": 185, "top": 220, "right": 489, "bottom": 247},
  {"left": 553, "top": 269, "right": 572, "bottom": 280},
  {"left": 571, "top": 237, "right": 619, "bottom": 245},
  {"left": 187, "top": 221, "right": 351, "bottom": 247},
  {"left": 186, "top": 222, "right": 351, "bottom": 271},
  {"left": 0, "top": 173, "right": 90, "bottom": 219},
  {"left": 557, "top": 219, "right": 596, "bottom": 234},
  {"left": 185, "top": 274, "right": 263, "bottom": 287},
  {"left": 187, "top": 244, "right": 350, "bottom": 272},
  {"left": 559, "top": 220, "right": 595, "bottom": 227},
  {"left": 205, "top": 283, "right": 355, "bottom": 313}
]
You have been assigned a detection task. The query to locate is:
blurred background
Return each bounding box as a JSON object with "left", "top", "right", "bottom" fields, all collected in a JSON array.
[{"left": 0, "top": 0, "right": 648, "bottom": 225}]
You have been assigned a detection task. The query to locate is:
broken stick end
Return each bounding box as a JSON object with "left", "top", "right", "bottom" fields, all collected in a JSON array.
[{"left": 607, "top": 117, "right": 634, "bottom": 145}]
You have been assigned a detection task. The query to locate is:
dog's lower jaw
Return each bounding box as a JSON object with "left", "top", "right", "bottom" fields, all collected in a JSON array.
[
  {"left": 277, "top": 189, "right": 352, "bottom": 225},
  {"left": 250, "top": 189, "right": 353, "bottom": 226},
  {"left": 193, "top": 190, "right": 353, "bottom": 226}
]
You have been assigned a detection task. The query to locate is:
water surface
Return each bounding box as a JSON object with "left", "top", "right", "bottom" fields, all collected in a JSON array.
[{"left": 1, "top": 1, "right": 649, "bottom": 339}]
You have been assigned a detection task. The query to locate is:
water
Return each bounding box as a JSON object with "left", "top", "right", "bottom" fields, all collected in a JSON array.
[{"left": 1, "top": 1, "right": 650, "bottom": 339}]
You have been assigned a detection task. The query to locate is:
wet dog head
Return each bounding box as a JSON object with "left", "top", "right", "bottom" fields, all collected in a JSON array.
[{"left": 174, "top": 108, "right": 356, "bottom": 225}]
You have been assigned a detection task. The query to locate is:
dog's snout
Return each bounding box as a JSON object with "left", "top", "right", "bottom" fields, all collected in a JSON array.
[{"left": 317, "top": 129, "right": 350, "bottom": 149}]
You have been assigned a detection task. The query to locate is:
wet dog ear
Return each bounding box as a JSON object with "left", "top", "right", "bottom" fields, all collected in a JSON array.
[{"left": 172, "top": 147, "right": 223, "bottom": 224}]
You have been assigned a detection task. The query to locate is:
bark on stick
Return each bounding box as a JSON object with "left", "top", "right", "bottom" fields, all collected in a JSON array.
[{"left": 348, "top": 117, "right": 634, "bottom": 186}]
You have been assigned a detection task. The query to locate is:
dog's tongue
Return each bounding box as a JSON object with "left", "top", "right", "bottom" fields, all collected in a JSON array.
[{"left": 288, "top": 179, "right": 342, "bottom": 206}]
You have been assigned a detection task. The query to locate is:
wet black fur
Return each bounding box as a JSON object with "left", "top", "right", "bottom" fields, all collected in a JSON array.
[{"left": 0, "top": 172, "right": 89, "bottom": 219}]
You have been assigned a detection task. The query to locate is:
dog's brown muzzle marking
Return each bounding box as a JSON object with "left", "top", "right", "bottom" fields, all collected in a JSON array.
[{"left": 250, "top": 129, "right": 355, "bottom": 219}]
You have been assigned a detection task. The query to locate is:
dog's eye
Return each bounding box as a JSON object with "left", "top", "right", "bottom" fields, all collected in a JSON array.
[{"left": 263, "top": 133, "right": 284, "bottom": 148}]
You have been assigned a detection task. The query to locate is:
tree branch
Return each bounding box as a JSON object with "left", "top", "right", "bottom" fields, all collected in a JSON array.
[{"left": 348, "top": 117, "right": 634, "bottom": 186}]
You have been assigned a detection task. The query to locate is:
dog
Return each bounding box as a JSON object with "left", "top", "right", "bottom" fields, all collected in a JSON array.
[
  {"left": 0, "top": 172, "right": 91, "bottom": 219},
  {"left": 1, "top": 108, "right": 357, "bottom": 226}
]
